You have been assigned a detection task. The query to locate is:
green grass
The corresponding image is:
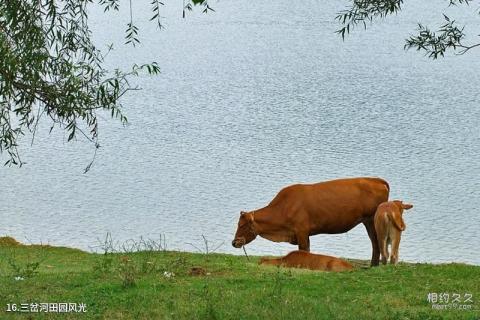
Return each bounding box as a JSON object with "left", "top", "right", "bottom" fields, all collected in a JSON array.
[{"left": 0, "top": 236, "right": 479, "bottom": 319}]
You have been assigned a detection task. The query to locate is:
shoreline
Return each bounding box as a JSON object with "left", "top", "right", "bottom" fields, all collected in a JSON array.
[{"left": 1, "top": 236, "right": 478, "bottom": 267}]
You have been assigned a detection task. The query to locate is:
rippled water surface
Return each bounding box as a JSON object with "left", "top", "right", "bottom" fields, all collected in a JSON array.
[{"left": 1, "top": 0, "right": 479, "bottom": 264}]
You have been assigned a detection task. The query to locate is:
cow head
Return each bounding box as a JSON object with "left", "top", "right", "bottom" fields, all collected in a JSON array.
[
  {"left": 392, "top": 200, "right": 413, "bottom": 231},
  {"left": 232, "top": 211, "right": 257, "bottom": 248}
]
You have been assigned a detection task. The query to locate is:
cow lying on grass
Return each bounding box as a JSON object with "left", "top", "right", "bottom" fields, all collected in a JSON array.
[
  {"left": 259, "top": 250, "right": 353, "bottom": 272},
  {"left": 374, "top": 200, "right": 413, "bottom": 265}
]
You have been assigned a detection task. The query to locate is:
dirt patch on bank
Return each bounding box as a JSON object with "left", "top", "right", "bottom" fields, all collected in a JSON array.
[{"left": 0, "top": 236, "right": 22, "bottom": 247}]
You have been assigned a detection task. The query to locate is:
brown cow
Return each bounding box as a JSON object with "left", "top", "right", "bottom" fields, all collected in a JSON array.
[
  {"left": 232, "top": 177, "right": 390, "bottom": 266},
  {"left": 374, "top": 200, "right": 413, "bottom": 265},
  {"left": 259, "top": 250, "right": 353, "bottom": 272}
]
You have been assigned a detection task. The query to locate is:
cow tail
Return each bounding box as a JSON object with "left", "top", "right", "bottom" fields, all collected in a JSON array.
[{"left": 387, "top": 211, "right": 405, "bottom": 231}]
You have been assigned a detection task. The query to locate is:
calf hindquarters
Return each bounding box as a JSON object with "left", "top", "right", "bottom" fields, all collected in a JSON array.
[{"left": 375, "top": 206, "right": 405, "bottom": 265}]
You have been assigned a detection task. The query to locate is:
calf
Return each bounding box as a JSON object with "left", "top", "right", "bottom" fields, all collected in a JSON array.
[
  {"left": 374, "top": 200, "right": 413, "bottom": 265},
  {"left": 259, "top": 250, "right": 353, "bottom": 272}
]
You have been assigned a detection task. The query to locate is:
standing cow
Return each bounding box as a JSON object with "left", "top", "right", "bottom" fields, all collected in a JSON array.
[{"left": 232, "top": 177, "right": 390, "bottom": 266}]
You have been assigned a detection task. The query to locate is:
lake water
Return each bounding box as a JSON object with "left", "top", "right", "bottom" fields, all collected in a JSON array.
[{"left": 1, "top": 0, "right": 479, "bottom": 265}]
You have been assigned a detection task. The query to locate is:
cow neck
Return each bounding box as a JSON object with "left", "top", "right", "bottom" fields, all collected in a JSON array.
[{"left": 251, "top": 206, "right": 276, "bottom": 235}]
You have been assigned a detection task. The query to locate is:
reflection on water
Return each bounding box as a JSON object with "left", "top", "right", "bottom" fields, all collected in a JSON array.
[{"left": 1, "top": 0, "right": 479, "bottom": 264}]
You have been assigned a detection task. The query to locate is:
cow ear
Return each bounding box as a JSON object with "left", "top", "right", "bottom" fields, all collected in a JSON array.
[
  {"left": 393, "top": 200, "right": 405, "bottom": 211},
  {"left": 240, "top": 211, "right": 246, "bottom": 216},
  {"left": 402, "top": 203, "right": 413, "bottom": 210}
]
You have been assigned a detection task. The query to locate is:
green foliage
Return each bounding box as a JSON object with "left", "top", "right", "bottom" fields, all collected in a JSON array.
[
  {"left": 405, "top": 15, "right": 480, "bottom": 58},
  {"left": 6, "top": 260, "right": 41, "bottom": 279},
  {"left": 1, "top": 247, "right": 46, "bottom": 279},
  {"left": 201, "top": 282, "right": 219, "bottom": 320},
  {"left": 0, "top": 0, "right": 210, "bottom": 170},
  {"left": 3, "top": 0, "right": 478, "bottom": 170},
  {"left": 336, "top": 0, "right": 403, "bottom": 39},
  {"left": 337, "top": 0, "right": 480, "bottom": 59},
  {"left": 150, "top": 0, "right": 165, "bottom": 30},
  {"left": 118, "top": 255, "right": 137, "bottom": 288},
  {"left": 184, "top": 0, "right": 213, "bottom": 18},
  {"left": 93, "top": 253, "right": 115, "bottom": 274}
]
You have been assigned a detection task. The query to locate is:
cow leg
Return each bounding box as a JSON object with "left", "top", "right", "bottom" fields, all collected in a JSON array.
[
  {"left": 390, "top": 232, "right": 401, "bottom": 265},
  {"left": 297, "top": 233, "right": 310, "bottom": 252},
  {"left": 289, "top": 235, "right": 298, "bottom": 245},
  {"left": 364, "top": 218, "right": 380, "bottom": 267},
  {"left": 380, "top": 238, "right": 388, "bottom": 265}
]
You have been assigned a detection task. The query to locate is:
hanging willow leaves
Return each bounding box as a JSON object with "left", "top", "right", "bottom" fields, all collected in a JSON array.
[
  {"left": 337, "top": 0, "right": 480, "bottom": 58},
  {"left": 0, "top": 0, "right": 209, "bottom": 170}
]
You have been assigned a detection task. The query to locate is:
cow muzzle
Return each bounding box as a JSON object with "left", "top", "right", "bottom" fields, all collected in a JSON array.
[{"left": 232, "top": 238, "right": 245, "bottom": 248}]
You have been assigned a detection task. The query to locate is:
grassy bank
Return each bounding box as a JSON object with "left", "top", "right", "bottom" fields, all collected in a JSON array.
[{"left": 0, "top": 236, "right": 479, "bottom": 320}]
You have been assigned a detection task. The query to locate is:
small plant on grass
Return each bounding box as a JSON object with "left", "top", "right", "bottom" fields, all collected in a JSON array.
[
  {"left": 270, "top": 266, "right": 294, "bottom": 318},
  {"left": 169, "top": 255, "right": 189, "bottom": 274},
  {"left": 118, "top": 255, "right": 137, "bottom": 288},
  {"left": 7, "top": 259, "right": 41, "bottom": 279},
  {"left": 135, "top": 236, "right": 167, "bottom": 274},
  {"left": 92, "top": 232, "right": 116, "bottom": 275},
  {"left": 272, "top": 266, "right": 286, "bottom": 298},
  {"left": 93, "top": 233, "right": 168, "bottom": 276},
  {"left": 201, "top": 281, "right": 218, "bottom": 320},
  {"left": 1, "top": 243, "right": 46, "bottom": 279},
  {"left": 187, "top": 235, "right": 224, "bottom": 262}
]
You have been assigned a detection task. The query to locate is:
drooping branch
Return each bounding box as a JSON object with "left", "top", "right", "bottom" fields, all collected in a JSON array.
[
  {"left": 336, "top": 0, "right": 403, "bottom": 39},
  {"left": 0, "top": 0, "right": 160, "bottom": 169},
  {"left": 337, "top": 0, "right": 480, "bottom": 58},
  {"left": 405, "top": 15, "right": 480, "bottom": 58}
]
